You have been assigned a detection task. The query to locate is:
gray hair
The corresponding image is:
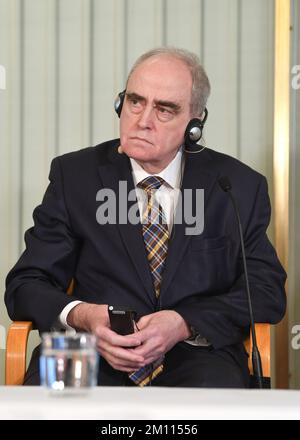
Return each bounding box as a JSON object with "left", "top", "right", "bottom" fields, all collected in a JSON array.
[{"left": 127, "top": 47, "right": 211, "bottom": 117}]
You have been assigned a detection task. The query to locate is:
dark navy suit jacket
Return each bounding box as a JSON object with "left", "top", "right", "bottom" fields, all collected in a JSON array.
[{"left": 5, "top": 139, "right": 286, "bottom": 373}]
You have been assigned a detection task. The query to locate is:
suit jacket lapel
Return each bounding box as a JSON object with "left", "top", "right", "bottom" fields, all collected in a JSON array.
[
  {"left": 160, "top": 150, "right": 220, "bottom": 297},
  {"left": 97, "top": 144, "right": 156, "bottom": 306}
]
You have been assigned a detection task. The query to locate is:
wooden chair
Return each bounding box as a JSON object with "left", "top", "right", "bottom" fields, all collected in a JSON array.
[
  {"left": 5, "top": 279, "right": 74, "bottom": 386},
  {"left": 5, "top": 320, "right": 271, "bottom": 386},
  {"left": 244, "top": 323, "right": 271, "bottom": 379},
  {"left": 5, "top": 321, "right": 33, "bottom": 385}
]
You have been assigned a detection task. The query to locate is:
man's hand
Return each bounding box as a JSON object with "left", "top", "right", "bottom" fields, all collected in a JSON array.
[
  {"left": 67, "top": 303, "right": 145, "bottom": 372},
  {"left": 130, "top": 310, "right": 191, "bottom": 365}
]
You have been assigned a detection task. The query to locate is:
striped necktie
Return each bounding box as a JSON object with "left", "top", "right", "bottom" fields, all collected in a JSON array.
[{"left": 129, "top": 176, "right": 169, "bottom": 386}]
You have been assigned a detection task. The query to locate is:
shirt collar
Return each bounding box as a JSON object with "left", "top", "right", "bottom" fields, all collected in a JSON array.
[{"left": 130, "top": 148, "right": 183, "bottom": 190}]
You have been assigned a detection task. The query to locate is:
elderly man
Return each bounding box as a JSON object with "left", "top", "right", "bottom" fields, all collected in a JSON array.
[{"left": 5, "top": 47, "right": 286, "bottom": 387}]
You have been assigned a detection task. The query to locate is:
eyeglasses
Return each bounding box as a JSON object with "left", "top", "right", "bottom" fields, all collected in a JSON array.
[{"left": 125, "top": 94, "right": 180, "bottom": 123}]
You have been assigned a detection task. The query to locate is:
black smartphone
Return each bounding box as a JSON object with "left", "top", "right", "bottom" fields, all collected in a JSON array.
[{"left": 108, "top": 306, "right": 136, "bottom": 335}]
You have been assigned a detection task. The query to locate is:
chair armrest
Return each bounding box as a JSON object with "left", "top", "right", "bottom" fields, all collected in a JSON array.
[
  {"left": 5, "top": 279, "right": 74, "bottom": 386},
  {"left": 5, "top": 321, "right": 33, "bottom": 385},
  {"left": 244, "top": 323, "right": 270, "bottom": 377}
]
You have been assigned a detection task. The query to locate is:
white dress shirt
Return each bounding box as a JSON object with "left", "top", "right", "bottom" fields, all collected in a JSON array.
[{"left": 130, "top": 148, "right": 184, "bottom": 232}]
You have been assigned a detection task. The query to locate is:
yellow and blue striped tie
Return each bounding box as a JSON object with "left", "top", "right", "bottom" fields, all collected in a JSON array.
[{"left": 129, "top": 176, "right": 169, "bottom": 386}]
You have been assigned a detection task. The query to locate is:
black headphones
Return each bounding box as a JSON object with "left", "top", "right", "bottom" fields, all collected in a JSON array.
[
  {"left": 183, "top": 109, "right": 208, "bottom": 148},
  {"left": 114, "top": 90, "right": 208, "bottom": 148},
  {"left": 114, "top": 90, "right": 126, "bottom": 118}
]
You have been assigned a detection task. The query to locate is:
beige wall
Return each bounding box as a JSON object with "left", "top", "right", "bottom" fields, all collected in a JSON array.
[
  {"left": 0, "top": 0, "right": 276, "bottom": 385},
  {"left": 289, "top": 0, "right": 300, "bottom": 388}
]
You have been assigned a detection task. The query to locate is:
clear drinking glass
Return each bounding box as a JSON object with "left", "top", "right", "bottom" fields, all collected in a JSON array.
[{"left": 40, "top": 332, "right": 98, "bottom": 394}]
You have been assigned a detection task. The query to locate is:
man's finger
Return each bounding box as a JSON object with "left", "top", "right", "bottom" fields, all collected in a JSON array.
[
  {"left": 99, "top": 340, "right": 145, "bottom": 364},
  {"left": 101, "top": 348, "right": 145, "bottom": 371},
  {"left": 96, "top": 326, "right": 142, "bottom": 347}
]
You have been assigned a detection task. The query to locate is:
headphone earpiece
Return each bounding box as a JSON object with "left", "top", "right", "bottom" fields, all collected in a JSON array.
[
  {"left": 114, "top": 90, "right": 126, "bottom": 118},
  {"left": 184, "top": 108, "right": 208, "bottom": 149}
]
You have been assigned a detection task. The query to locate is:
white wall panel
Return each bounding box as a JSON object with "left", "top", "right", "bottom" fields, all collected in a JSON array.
[
  {"left": 239, "top": 0, "right": 274, "bottom": 177},
  {"left": 22, "top": 0, "right": 57, "bottom": 234},
  {"left": 0, "top": 0, "right": 23, "bottom": 385},
  {"left": 165, "top": 0, "right": 203, "bottom": 55},
  {"left": 58, "top": 0, "right": 91, "bottom": 154},
  {"left": 92, "top": 0, "right": 126, "bottom": 143},
  {"left": 126, "top": 0, "right": 164, "bottom": 70},
  {"left": 203, "top": 0, "right": 239, "bottom": 158},
  {"left": 0, "top": 0, "right": 22, "bottom": 263}
]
